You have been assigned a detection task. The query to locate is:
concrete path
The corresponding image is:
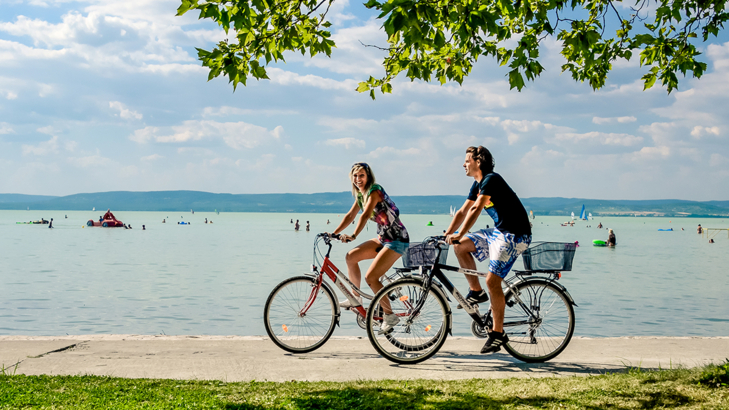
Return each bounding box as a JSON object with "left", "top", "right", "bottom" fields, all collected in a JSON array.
[{"left": 1, "top": 335, "right": 726, "bottom": 382}]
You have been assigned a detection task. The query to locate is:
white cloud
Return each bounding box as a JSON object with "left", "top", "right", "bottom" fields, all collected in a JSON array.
[
  {"left": 553, "top": 131, "right": 643, "bottom": 146},
  {"left": 0, "top": 122, "right": 14, "bottom": 134},
  {"left": 324, "top": 137, "right": 365, "bottom": 149},
  {"left": 67, "top": 154, "right": 111, "bottom": 168},
  {"left": 629, "top": 146, "right": 671, "bottom": 161},
  {"left": 140, "top": 154, "right": 163, "bottom": 161},
  {"left": 37, "top": 125, "right": 57, "bottom": 135},
  {"left": 109, "top": 101, "right": 143, "bottom": 120},
  {"left": 592, "top": 116, "right": 637, "bottom": 124},
  {"left": 267, "top": 68, "right": 357, "bottom": 91},
  {"left": 22, "top": 136, "right": 59, "bottom": 155},
  {"left": 201, "top": 106, "right": 298, "bottom": 117},
  {"left": 128, "top": 120, "right": 283, "bottom": 150},
  {"left": 690, "top": 126, "right": 721, "bottom": 138},
  {"left": 367, "top": 145, "right": 421, "bottom": 159},
  {"left": 709, "top": 153, "right": 728, "bottom": 167},
  {"left": 317, "top": 116, "right": 380, "bottom": 133}
]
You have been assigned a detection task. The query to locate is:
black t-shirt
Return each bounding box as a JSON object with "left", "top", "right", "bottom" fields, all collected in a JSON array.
[{"left": 467, "top": 173, "right": 532, "bottom": 236}]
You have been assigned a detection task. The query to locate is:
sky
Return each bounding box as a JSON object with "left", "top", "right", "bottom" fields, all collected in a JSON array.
[{"left": 1, "top": 0, "right": 728, "bottom": 200}]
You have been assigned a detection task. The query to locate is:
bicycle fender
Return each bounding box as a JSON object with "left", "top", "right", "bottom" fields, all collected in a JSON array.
[
  {"left": 305, "top": 274, "right": 342, "bottom": 326},
  {"left": 508, "top": 277, "right": 578, "bottom": 307}
]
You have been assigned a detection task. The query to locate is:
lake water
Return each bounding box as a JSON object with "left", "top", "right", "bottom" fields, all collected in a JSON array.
[{"left": 1, "top": 210, "right": 727, "bottom": 338}]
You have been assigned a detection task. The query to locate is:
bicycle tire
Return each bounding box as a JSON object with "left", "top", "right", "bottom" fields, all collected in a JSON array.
[
  {"left": 502, "top": 279, "right": 575, "bottom": 363},
  {"left": 264, "top": 276, "right": 337, "bottom": 353},
  {"left": 366, "top": 278, "right": 450, "bottom": 364}
]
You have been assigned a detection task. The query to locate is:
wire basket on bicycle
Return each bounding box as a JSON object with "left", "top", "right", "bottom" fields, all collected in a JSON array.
[
  {"left": 402, "top": 240, "right": 449, "bottom": 268},
  {"left": 521, "top": 242, "right": 577, "bottom": 271}
]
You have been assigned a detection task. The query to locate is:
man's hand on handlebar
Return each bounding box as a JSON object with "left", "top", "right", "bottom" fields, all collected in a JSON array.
[{"left": 445, "top": 233, "right": 462, "bottom": 245}]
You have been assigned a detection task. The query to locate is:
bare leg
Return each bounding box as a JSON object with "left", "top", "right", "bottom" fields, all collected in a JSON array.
[
  {"left": 453, "top": 237, "right": 482, "bottom": 291},
  {"left": 364, "top": 247, "right": 403, "bottom": 314},
  {"left": 344, "top": 239, "right": 381, "bottom": 294},
  {"left": 486, "top": 272, "right": 504, "bottom": 332}
]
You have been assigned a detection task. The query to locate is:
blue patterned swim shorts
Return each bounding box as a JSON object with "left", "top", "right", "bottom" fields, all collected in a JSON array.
[{"left": 465, "top": 228, "right": 532, "bottom": 278}]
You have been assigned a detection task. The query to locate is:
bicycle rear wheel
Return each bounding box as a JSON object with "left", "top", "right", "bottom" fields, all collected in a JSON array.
[
  {"left": 502, "top": 280, "right": 575, "bottom": 362},
  {"left": 264, "top": 276, "right": 337, "bottom": 353},
  {"left": 366, "top": 278, "right": 450, "bottom": 364}
]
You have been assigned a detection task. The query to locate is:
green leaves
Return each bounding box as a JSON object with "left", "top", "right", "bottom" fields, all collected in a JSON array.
[
  {"left": 178, "top": 0, "right": 335, "bottom": 90},
  {"left": 179, "top": 0, "right": 725, "bottom": 97}
]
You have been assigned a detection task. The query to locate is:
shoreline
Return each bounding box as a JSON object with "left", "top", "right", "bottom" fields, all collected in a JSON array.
[{"left": 1, "top": 334, "right": 728, "bottom": 341}]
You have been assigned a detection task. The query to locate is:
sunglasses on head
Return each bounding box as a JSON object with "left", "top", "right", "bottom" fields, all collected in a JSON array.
[{"left": 352, "top": 162, "right": 369, "bottom": 169}]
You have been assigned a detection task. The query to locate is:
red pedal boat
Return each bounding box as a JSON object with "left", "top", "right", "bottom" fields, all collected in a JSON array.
[{"left": 87, "top": 209, "right": 124, "bottom": 227}]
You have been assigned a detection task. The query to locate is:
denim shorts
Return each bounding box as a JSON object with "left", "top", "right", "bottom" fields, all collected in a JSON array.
[
  {"left": 465, "top": 228, "right": 531, "bottom": 278},
  {"left": 381, "top": 239, "right": 410, "bottom": 255}
]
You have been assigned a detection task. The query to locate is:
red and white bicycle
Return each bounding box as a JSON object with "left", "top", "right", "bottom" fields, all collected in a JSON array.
[{"left": 263, "top": 233, "right": 439, "bottom": 353}]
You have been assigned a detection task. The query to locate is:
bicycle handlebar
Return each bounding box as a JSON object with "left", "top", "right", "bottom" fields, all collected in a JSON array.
[{"left": 425, "top": 235, "right": 460, "bottom": 246}]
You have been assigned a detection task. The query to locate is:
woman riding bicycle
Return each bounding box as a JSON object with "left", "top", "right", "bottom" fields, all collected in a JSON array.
[{"left": 330, "top": 162, "right": 410, "bottom": 334}]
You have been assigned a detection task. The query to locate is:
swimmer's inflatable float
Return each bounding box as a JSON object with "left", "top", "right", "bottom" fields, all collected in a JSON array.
[
  {"left": 17, "top": 220, "right": 50, "bottom": 224},
  {"left": 658, "top": 228, "right": 673, "bottom": 231},
  {"left": 178, "top": 222, "right": 190, "bottom": 225},
  {"left": 87, "top": 209, "right": 124, "bottom": 227},
  {"left": 426, "top": 221, "right": 434, "bottom": 226},
  {"left": 593, "top": 240, "right": 607, "bottom": 247}
]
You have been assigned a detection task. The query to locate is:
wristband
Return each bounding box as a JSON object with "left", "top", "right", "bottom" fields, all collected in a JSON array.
[{"left": 351, "top": 234, "right": 357, "bottom": 239}]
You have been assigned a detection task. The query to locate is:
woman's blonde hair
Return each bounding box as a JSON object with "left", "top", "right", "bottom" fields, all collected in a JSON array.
[{"left": 350, "top": 162, "right": 376, "bottom": 200}]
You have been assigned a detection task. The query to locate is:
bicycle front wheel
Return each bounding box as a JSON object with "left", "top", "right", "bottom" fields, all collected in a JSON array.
[
  {"left": 264, "top": 276, "right": 337, "bottom": 353},
  {"left": 366, "top": 278, "right": 450, "bottom": 364},
  {"left": 502, "top": 280, "right": 575, "bottom": 362}
]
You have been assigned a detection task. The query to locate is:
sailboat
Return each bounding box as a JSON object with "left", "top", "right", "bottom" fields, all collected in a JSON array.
[
  {"left": 92, "top": 207, "right": 95, "bottom": 211},
  {"left": 580, "top": 204, "right": 587, "bottom": 220},
  {"left": 571, "top": 211, "right": 575, "bottom": 221},
  {"left": 449, "top": 206, "right": 456, "bottom": 217},
  {"left": 529, "top": 210, "right": 535, "bottom": 220},
  {"left": 588, "top": 212, "right": 593, "bottom": 220}
]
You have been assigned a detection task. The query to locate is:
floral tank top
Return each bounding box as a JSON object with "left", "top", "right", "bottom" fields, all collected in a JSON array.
[{"left": 356, "top": 184, "right": 409, "bottom": 243}]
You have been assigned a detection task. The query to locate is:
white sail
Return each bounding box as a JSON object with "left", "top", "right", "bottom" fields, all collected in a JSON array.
[
  {"left": 588, "top": 212, "right": 593, "bottom": 220},
  {"left": 92, "top": 207, "right": 95, "bottom": 211},
  {"left": 449, "top": 206, "right": 455, "bottom": 217},
  {"left": 571, "top": 211, "right": 575, "bottom": 220}
]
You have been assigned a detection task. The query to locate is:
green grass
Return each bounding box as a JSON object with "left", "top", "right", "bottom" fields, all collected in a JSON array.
[{"left": 1, "top": 365, "right": 728, "bottom": 409}]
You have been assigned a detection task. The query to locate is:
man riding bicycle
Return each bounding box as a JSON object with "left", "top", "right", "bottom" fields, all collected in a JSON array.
[{"left": 445, "top": 146, "right": 532, "bottom": 354}]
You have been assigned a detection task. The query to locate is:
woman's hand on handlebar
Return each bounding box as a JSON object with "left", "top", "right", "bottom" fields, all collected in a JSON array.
[{"left": 339, "top": 234, "right": 355, "bottom": 243}]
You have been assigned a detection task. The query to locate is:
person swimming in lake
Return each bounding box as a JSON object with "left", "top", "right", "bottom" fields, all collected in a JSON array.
[
  {"left": 294, "top": 220, "right": 300, "bottom": 231},
  {"left": 48, "top": 218, "right": 53, "bottom": 229},
  {"left": 607, "top": 229, "right": 616, "bottom": 247},
  {"left": 597, "top": 222, "right": 603, "bottom": 229},
  {"left": 697, "top": 224, "right": 703, "bottom": 234},
  {"left": 330, "top": 162, "right": 409, "bottom": 335},
  {"left": 306, "top": 221, "right": 310, "bottom": 231}
]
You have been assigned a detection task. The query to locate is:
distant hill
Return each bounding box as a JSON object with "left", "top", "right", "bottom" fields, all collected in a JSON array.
[
  {"left": 1, "top": 191, "right": 728, "bottom": 217},
  {"left": 0, "top": 193, "right": 59, "bottom": 203}
]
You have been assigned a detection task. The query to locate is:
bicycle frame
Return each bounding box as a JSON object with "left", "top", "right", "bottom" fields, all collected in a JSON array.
[
  {"left": 303, "top": 234, "right": 374, "bottom": 321},
  {"left": 409, "top": 239, "right": 574, "bottom": 333}
]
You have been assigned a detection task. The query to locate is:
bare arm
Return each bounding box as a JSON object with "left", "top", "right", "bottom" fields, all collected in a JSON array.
[
  {"left": 447, "top": 195, "right": 490, "bottom": 243},
  {"left": 444, "top": 199, "right": 473, "bottom": 236},
  {"left": 340, "top": 190, "right": 380, "bottom": 243},
  {"left": 332, "top": 201, "right": 360, "bottom": 235}
]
